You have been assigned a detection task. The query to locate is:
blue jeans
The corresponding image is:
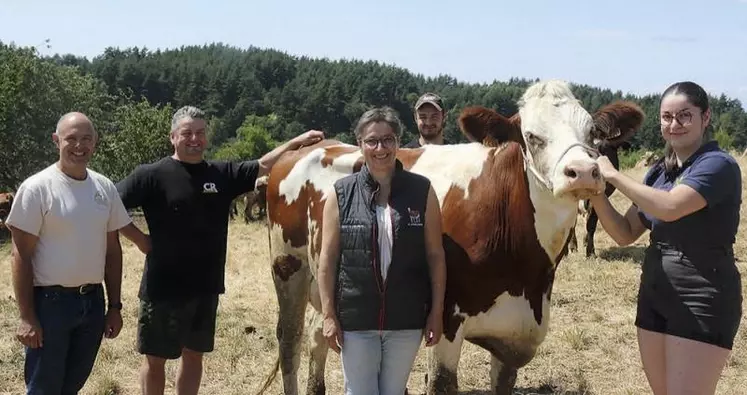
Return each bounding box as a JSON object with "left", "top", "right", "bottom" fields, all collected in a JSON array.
[
  {"left": 340, "top": 329, "right": 422, "bottom": 395},
  {"left": 25, "top": 285, "right": 106, "bottom": 395}
]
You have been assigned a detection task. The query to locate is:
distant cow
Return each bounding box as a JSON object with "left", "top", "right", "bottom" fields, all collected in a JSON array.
[
  {"left": 0, "top": 192, "right": 14, "bottom": 235},
  {"left": 243, "top": 176, "right": 268, "bottom": 222},
  {"left": 257, "top": 80, "right": 644, "bottom": 395},
  {"left": 568, "top": 132, "right": 637, "bottom": 257},
  {"left": 229, "top": 176, "right": 268, "bottom": 223}
]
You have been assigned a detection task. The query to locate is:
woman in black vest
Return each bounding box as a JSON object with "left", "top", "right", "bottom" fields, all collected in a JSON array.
[{"left": 317, "top": 107, "right": 446, "bottom": 394}]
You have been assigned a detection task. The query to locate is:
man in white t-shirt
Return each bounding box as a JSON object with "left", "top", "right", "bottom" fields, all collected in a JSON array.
[{"left": 5, "top": 112, "right": 132, "bottom": 395}]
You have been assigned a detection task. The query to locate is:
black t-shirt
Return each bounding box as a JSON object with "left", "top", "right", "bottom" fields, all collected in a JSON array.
[{"left": 116, "top": 156, "right": 260, "bottom": 301}]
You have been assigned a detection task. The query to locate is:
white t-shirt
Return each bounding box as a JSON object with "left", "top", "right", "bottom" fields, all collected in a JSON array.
[
  {"left": 376, "top": 204, "right": 393, "bottom": 282},
  {"left": 5, "top": 164, "right": 132, "bottom": 287}
]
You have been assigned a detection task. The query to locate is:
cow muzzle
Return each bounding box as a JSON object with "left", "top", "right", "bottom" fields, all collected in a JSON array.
[{"left": 555, "top": 159, "right": 605, "bottom": 199}]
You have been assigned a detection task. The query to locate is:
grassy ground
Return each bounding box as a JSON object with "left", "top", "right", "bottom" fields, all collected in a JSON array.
[{"left": 0, "top": 163, "right": 746, "bottom": 395}]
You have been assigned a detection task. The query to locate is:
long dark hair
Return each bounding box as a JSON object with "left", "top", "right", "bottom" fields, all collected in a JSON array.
[{"left": 660, "top": 81, "right": 711, "bottom": 174}]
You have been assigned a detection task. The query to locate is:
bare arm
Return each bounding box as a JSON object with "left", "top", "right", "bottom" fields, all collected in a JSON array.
[
  {"left": 318, "top": 189, "right": 344, "bottom": 353},
  {"left": 257, "top": 130, "right": 324, "bottom": 177},
  {"left": 9, "top": 226, "right": 43, "bottom": 348},
  {"left": 103, "top": 230, "right": 124, "bottom": 339},
  {"left": 424, "top": 186, "right": 446, "bottom": 316},
  {"left": 606, "top": 171, "right": 706, "bottom": 223},
  {"left": 119, "top": 222, "right": 151, "bottom": 254},
  {"left": 9, "top": 226, "right": 38, "bottom": 322},
  {"left": 588, "top": 196, "right": 647, "bottom": 246},
  {"left": 423, "top": 185, "right": 446, "bottom": 346},
  {"left": 104, "top": 231, "right": 123, "bottom": 308},
  {"left": 318, "top": 189, "right": 341, "bottom": 320}
]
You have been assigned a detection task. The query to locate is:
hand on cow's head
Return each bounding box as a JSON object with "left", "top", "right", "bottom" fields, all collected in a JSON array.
[{"left": 511, "top": 81, "right": 607, "bottom": 200}]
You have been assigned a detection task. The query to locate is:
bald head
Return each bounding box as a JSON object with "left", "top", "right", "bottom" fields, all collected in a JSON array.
[
  {"left": 55, "top": 112, "right": 96, "bottom": 137},
  {"left": 53, "top": 112, "right": 98, "bottom": 171}
]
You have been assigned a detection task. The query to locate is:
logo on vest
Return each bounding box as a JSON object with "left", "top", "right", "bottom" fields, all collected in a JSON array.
[
  {"left": 203, "top": 182, "right": 219, "bottom": 194},
  {"left": 407, "top": 207, "right": 423, "bottom": 227}
]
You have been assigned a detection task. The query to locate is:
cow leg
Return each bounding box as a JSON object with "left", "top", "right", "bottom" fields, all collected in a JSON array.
[
  {"left": 489, "top": 356, "right": 517, "bottom": 395},
  {"left": 305, "top": 281, "right": 328, "bottom": 395},
  {"left": 568, "top": 227, "right": 578, "bottom": 253},
  {"left": 272, "top": 255, "right": 311, "bottom": 395},
  {"left": 425, "top": 333, "right": 464, "bottom": 395},
  {"left": 585, "top": 208, "right": 599, "bottom": 257}
]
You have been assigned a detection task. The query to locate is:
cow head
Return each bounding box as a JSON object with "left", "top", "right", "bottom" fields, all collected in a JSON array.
[
  {"left": 590, "top": 101, "right": 644, "bottom": 153},
  {"left": 0, "top": 192, "right": 14, "bottom": 228},
  {"left": 459, "top": 80, "right": 644, "bottom": 200}
]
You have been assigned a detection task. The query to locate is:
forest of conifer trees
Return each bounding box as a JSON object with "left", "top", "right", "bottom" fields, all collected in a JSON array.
[{"left": 2, "top": 41, "right": 746, "bottom": 190}]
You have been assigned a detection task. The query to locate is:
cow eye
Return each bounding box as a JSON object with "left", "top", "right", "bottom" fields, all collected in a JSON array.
[{"left": 525, "top": 131, "right": 546, "bottom": 148}]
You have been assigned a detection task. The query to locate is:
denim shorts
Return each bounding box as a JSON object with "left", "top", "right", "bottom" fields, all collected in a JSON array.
[{"left": 636, "top": 243, "right": 743, "bottom": 349}]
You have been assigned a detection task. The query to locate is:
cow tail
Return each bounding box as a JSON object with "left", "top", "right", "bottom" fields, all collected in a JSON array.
[{"left": 255, "top": 355, "right": 280, "bottom": 395}]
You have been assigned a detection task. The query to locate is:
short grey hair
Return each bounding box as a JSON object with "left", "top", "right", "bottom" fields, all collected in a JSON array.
[
  {"left": 353, "top": 107, "right": 404, "bottom": 141},
  {"left": 171, "top": 105, "right": 206, "bottom": 132}
]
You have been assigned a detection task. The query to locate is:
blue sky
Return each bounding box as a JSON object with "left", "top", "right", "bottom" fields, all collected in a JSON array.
[{"left": 2, "top": 0, "right": 746, "bottom": 108}]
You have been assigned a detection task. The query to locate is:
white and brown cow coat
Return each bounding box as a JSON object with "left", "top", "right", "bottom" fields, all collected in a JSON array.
[{"left": 257, "top": 80, "right": 644, "bottom": 395}]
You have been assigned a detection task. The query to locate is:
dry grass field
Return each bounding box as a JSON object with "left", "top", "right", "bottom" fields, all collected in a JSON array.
[{"left": 1, "top": 160, "right": 746, "bottom": 395}]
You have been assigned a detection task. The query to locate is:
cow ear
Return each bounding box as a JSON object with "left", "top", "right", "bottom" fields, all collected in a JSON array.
[
  {"left": 591, "top": 101, "right": 645, "bottom": 147},
  {"left": 458, "top": 106, "right": 522, "bottom": 147}
]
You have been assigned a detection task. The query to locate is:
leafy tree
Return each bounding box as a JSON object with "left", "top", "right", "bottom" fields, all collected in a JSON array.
[
  {"left": 211, "top": 115, "right": 279, "bottom": 161},
  {"left": 0, "top": 43, "right": 113, "bottom": 190},
  {"left": 90, "top": 99, "right": 173, "bottom": 183}
]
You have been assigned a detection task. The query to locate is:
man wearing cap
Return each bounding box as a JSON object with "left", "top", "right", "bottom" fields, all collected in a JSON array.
[{"left": 404, "top": 92, "right": 452, "bottom": 148}]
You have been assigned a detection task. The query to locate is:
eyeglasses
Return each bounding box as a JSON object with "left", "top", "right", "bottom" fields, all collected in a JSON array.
[
  {"left": 361, "top": 136, "right": 397, "bottom": 149},
  {"left": 661, "top": 111, "right": 693, "bottom": 126}
]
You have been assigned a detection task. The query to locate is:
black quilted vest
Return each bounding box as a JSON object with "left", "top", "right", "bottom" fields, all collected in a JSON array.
[{"left": 334, "top": 160, "right": 432, "bottom": 331}]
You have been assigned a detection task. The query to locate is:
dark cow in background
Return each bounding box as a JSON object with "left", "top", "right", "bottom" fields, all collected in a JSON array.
[
  {"left": 229, "top": 176, "right": 268, "bottom": 223},
  {"left": 256, "top": 80, "right": 645, "bottom": 395},
  {"left": 568, "top": 111, "right": 641, "bottom": 257},
  {"left": 0, "top": 192, "right": 15, "bottom": 238}
]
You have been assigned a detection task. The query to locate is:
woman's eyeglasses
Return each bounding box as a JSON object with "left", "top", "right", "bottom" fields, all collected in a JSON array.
[
  {"left": 361, "top": 136, "right": 397, "bottom": 149},
  {"left": 661, "top": 111, "right": 693, "bottom": 126}
]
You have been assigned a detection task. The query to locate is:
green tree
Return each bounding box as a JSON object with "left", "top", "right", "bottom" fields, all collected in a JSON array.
[
  {"left": 713, "top": 128, "right": 734, "bottom": 151},
  {"left": 211, "top": 115, "right": 279, "bottom": 161},
  {"left": 0, "top": 42, "right": 113, "bottom": 190},
  {"left": 90, "top": 99, "right": 173, "bottom": 182}
]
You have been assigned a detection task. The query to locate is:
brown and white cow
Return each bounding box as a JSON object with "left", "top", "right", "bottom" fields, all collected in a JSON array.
[
  {"left": 0, "top": 192, "right": 14, "bottom": 229},
  {"left": 257, "top": 80, "right": 644, "bottom": 395},
  {"left": 567, "top": 109, "right": 642, "bottom": 256}
]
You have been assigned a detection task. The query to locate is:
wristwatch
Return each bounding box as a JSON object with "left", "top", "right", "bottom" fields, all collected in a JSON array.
[{"left": 108, "top": 302, "right": 123, "bottom": 310}]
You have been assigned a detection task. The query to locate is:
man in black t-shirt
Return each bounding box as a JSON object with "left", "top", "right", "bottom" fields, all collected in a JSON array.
[
  {"left": 403, "top": 92, "right": 452, "bottom": 148},
  {"left": 116, "top": 105, "right": 323, "bottom": 395}
]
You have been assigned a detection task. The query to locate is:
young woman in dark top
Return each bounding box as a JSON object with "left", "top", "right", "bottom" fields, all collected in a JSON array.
[
  {"left": 317, "top": 107, "right": 446, "bottom": 394},
  {"left": 590, "top": 81, "right": 742, "bottom": 395}
]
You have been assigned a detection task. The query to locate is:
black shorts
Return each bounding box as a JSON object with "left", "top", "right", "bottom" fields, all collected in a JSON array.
[
  {"left": 137, "top": 294, "right": 220, "bottom": 359},
  {"left": 635, "top": 243, "right": 743, "bottom": 350}
]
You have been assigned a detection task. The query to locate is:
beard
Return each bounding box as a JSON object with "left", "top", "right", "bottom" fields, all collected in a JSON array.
[{"left": 419, "top": 125, "right": 443, "bottom": 140}]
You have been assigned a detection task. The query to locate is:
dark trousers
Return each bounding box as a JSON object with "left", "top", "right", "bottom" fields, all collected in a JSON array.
[{"left": 25, "top": 284, "right": 105, "bottom": 395}]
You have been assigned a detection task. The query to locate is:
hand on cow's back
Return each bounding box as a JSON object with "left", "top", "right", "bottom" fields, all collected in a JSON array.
[{"left": 289, "top": 130, "right": 325, "bottom": 149}]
